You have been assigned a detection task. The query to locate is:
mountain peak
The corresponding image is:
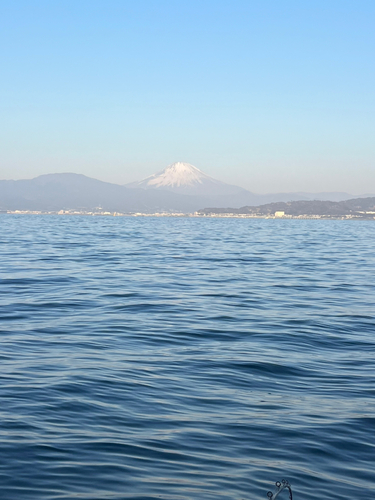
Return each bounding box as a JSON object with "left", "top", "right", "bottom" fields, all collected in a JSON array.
[
  {"left": 140, "top": 162, "right": 210, "bottom": 189},
  {"left": 126, "top": 162, "right": 250, "bottom": 197}
]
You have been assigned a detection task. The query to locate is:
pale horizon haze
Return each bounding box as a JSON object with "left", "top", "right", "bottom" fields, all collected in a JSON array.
[{"left": 1, "top": 0, "right": 374, "bottom": 194}]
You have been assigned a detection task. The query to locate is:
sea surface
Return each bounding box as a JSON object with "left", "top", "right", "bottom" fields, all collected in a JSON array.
[{"left": 0, "top": 215, "right": 374, "bottom": 500}]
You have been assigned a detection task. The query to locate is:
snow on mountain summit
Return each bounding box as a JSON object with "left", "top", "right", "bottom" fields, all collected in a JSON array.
[
  {"left": 127, "top": 162, "right": 248, "bottom": 197},
  {"left": 142, "top": 162, "right": 211, "bottom": 188}
]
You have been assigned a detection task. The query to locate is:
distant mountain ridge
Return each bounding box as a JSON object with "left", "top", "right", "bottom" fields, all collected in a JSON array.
[
  {"left": 0, "top": 165, "right": 373, "bottom": 213},
  {"left": 199, "top": 198, "right": 375, "bottom": 218},
  {"left": 0, "top": 173, "right": 198, "bottom": 213}
]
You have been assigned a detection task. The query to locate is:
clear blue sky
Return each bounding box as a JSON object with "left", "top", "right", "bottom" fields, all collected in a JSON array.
[{"left": 1, "top": 0, "right": 374, "bottom": 193}]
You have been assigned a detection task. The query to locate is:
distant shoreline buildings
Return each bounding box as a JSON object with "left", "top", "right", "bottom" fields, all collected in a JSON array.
[{"left": 3, "top": 209, "right": 375, "bottom": 220}]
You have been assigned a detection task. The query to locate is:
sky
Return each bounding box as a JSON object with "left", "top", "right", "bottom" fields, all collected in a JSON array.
[{"left": 1, "top": 0, "right": 374, "bottom": 194}]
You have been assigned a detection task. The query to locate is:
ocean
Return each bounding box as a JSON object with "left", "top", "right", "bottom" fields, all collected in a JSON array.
[{"left": 1, "top": 215, "right": 374, "bottom": 500}]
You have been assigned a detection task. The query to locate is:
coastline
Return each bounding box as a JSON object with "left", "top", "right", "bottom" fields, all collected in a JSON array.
[{"left": 2, "top": 210, "right": 375, "bottom": 220}]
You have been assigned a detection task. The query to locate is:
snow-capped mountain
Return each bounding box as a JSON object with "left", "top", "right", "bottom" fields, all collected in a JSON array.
[
  {"left": 127, "top": 162, "right": 247, "bottom": 197},
  {"left": 1, "top": 167, "right": 364, "bottom": 214},
  {"left": 138, "top": 162, "right": 209, "bottom": 188}
]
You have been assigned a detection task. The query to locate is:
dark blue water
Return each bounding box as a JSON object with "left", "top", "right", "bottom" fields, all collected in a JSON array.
[{"left": 1, "top": 215, "right": 374, "bottom": 500}]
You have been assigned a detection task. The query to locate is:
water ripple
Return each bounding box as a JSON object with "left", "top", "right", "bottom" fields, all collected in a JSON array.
[{"left": 0, "top": 215, "right": 374, "bottom": 499}]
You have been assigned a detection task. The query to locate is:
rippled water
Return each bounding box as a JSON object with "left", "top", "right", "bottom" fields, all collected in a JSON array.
[{"left": 1, "top": 215, "right": 374, "bottom": 500}]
